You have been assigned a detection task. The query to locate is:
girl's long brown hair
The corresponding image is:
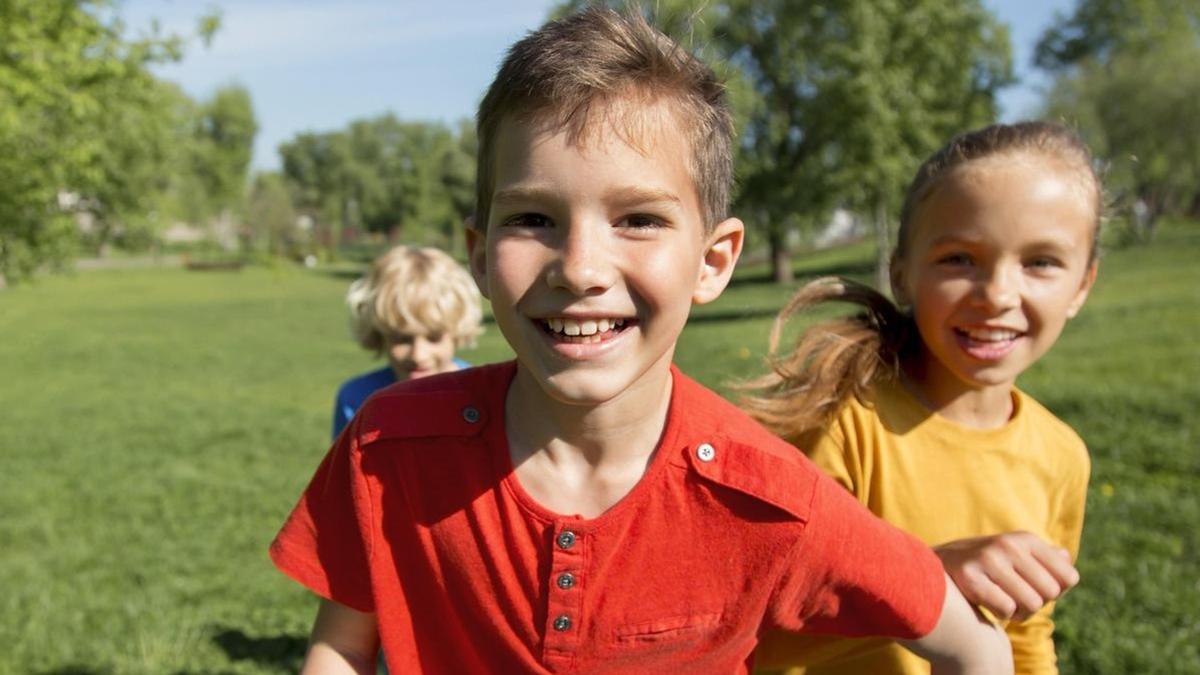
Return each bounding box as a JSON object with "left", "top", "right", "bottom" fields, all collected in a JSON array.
[
  {"left": 740, "top": 277, "right": 916, "bottom": 443},
  {"left": 742, "top": 121, "right": 1103, "bottom": 443}
]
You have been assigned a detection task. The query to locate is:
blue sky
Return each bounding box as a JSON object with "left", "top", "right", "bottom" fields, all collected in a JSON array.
[{"left": 122, "top": 0, "right": 1074, "bottom": 171}]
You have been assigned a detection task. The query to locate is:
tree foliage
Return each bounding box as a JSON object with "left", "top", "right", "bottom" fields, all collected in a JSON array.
[
  {"left": 278, "top": 115, "right": 475, "bottom": 255},
  {"left": 0, "top": 0, "right": 248, "bottom": 284},
  {"left": 1034, "top": 0, "right": 1200, "bottom": 70},
  {"left": 1040, "top": 0, "right": 1200, "bottom": 240}
]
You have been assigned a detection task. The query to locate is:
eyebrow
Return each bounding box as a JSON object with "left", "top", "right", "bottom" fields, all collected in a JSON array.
[{"left": 927, "top": 233, "right": 1078, "bottom": 252}]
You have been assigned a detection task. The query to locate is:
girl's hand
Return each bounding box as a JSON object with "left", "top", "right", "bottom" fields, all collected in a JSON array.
[{"left": 934, "top": 532, "right": 1080, "bottom": 622}]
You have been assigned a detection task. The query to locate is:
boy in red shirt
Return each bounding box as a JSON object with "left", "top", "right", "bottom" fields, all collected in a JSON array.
[{"left": 270, "top": 8, "right": 1012, "bottom": 674}]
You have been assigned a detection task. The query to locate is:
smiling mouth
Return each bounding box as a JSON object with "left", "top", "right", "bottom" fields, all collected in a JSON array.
[
  {"left": 538, "top": 317, "right": 634, "bottom": 343},
  {"left": 955, "top": 327, "right": 1022, "bottom": 343}
]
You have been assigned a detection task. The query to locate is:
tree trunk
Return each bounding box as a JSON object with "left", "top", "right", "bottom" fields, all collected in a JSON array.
[
  {"left": 770, "top": 226, "right": 792, "bottom": 284},
  {"left": 874, "top": 202, "right": 891, "bottom": 293}
]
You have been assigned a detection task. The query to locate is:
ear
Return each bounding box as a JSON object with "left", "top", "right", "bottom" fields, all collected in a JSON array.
[
  {"left": 889, "top": 253, "right": 910, "bottom": 306},
  {"left": 1066, "top": 260, "right": 1098, "bottom": 319},
  {"left": 693, "top": 217, "right": 744, "bottom": 305},
  {"left": 464, "top": 217, "right": 490, "bottom": 300}
]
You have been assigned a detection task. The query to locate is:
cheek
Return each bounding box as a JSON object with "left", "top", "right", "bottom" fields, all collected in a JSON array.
[
  {"left": 632, "top": 244, "right": 701, "bottom": 304},
  {"left": 489, "top": 240, "right": 539, "bottom": 299},
  {"left": 389, "top": 344, "right": 413, "bottom": 362}
]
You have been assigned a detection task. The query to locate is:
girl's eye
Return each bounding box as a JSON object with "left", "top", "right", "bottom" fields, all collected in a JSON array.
[
  {"left": 502, "top": 213, "right": 552, "bottom": 228},
  {"left": 1027, "top": 257, "right": 1062, "bottom": 270},
  {"left": 621, "top": 213, "right": 665, "bottom": 229}
]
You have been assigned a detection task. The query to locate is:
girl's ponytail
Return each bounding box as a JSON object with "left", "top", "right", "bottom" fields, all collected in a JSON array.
[{"left": 740, "top": 277, "right": 916, "bottom": 443}]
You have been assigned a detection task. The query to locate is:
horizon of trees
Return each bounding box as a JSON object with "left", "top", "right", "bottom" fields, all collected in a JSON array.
[{"left": 3, "top": 0, "right": 1197, "bottom": 286}]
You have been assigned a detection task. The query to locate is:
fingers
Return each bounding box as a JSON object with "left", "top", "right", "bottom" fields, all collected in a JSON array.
[
  {"left": 937, "top": 532, "right": 1081, "bottom": 623},
  {"left": 955, "top": 564, "right": 1018, "bottom": 620},
  {"left": 997, "top": 555, "right": 1061, "bottom": 621}
]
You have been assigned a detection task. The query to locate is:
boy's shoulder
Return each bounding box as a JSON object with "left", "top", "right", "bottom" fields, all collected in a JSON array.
[
  {"left": 351, "top": 362, "right": 514, "bottom": 446},
  {"left": 670, "top": 367, "right": 826, "bottom": 523}
]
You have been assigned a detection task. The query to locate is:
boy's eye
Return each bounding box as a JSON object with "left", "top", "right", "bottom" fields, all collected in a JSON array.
[
  {"left": 502, "top": 213, "right": 552, "bottom": 228},
  {"left": 620, "top": 213, "right": 665, "bottom": 229},
  {"left": 389, "top": 334, "right": 416, "bottom": 346},
  {"left": 935, "top": 253, "right": 972, "bottom": 266}
]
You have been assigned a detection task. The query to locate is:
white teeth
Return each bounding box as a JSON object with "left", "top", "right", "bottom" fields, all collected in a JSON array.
[
  {"left": 543, "top": 317, "right": 629, "bottom": 336},
  {"left": 964, "top": 328, "right": 1018, "bottom": 341}
]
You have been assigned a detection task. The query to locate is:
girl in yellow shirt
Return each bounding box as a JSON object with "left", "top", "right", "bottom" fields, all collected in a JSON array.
[{"left": 745, "top": 121, "right": 1101, "bottom": 675}]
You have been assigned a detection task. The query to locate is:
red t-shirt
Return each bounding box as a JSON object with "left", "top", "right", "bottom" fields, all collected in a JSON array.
[{"left": 271, "top": 362, "right": 945, "bottom": 673}]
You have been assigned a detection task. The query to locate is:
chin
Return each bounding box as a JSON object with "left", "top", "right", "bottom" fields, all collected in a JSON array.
[{"left": 540, "top": 374, "right": 627, "bottom": 406}]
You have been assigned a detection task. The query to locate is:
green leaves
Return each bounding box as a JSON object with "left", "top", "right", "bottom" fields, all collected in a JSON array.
[
  {"left": 1041, "top": 0, "right": 1200, "bottom": 240},
  {"left": 279, "top": 115, "right": 475, "bottom": 254},
  {"left": 0, "top": 0, "right": 237, "bottom": 282}
]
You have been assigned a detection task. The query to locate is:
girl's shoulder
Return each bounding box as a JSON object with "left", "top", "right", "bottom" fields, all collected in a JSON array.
[{"left": 1012, "top": 389, "right": 1089, "bottom": 455}]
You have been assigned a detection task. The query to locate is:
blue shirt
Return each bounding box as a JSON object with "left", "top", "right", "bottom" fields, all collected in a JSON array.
[{"left": 332, "top": 361, "right": 470, "bottom": 439}]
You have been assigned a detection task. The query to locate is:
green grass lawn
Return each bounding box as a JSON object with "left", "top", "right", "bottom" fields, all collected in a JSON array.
[{"left": 1, "top": 224, "right": 1196, "bottom": 673}]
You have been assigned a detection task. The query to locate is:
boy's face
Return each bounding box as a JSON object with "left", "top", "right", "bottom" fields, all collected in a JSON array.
[
  {"left": 385, "top": 331, "right": 458, "bottom": 381},
  {"left": 468, "top": 103, "right": 742, "bottom": 407}
]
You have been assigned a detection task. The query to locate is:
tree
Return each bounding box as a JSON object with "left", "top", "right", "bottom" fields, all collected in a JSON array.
[
  {"left": 192, "top": 85, "right": 258, "bottom": 223},
  {"left": 246, "top": 172, "right": 302, "bottom": 256},
  {"left": 278, "top": 116, "right": 476, "bottom": 255},
  {"left": 1034, "top": 0, "right": 1200, "bottom": 70},
  {"left": 0, "top": 0, "right": 217, "bottom": 283},
  {"left": 1038, "top": 0, "right": 1200, "bottom": 240},
  {"left": 1045, "top": 38, "right": 1200, "bottom": 240}
]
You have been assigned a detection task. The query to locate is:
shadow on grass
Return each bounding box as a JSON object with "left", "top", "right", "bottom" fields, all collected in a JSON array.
[{"left": 210, "top": 626, "right": 306, "bottom": 672}]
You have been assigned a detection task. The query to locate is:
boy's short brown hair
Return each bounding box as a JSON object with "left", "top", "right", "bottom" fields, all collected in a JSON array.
[{"left": 474, "top": 7, "right": 734, "bottom": 231}]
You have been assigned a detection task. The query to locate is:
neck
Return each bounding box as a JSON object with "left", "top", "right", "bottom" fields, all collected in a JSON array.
[
  {"left": 506, "top": 360, "right": 674, "bottom": 467},
  {"left": 503, "top": 357, "right": 675, "bottom": 519},
  {"left": 902, "top": 355, "right": 1014, "bottom": 430}
]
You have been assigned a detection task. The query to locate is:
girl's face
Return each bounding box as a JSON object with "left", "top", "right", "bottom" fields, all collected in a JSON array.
[{"left": 892, "top": 152, "right": 1098, "bottom": 403}]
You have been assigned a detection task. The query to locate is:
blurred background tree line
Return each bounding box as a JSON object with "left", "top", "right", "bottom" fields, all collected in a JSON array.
[{"left": 1, "top": 0, "right": 1198, "bottom": 287}]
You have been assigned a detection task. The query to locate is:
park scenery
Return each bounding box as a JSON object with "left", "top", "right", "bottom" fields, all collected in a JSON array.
[{"left": 2, "top": 1, "right": 1198, "bottom": 673}]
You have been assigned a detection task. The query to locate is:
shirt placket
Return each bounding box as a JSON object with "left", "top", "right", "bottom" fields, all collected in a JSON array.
[{"left": 542, "top": 520, "right": 588, "bottom": 671}]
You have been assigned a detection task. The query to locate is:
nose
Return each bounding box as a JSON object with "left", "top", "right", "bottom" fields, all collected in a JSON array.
[
  {"left": 976, "top": 263, "right": 1020, "bottom": 311},
  {"left": 546, "top": 219, "right": 615, "bottom": 296}
]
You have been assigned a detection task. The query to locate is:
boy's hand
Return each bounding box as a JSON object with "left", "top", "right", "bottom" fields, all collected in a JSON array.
[{"left": 934, "top": 532, "right": 1079, "bottom": 622}]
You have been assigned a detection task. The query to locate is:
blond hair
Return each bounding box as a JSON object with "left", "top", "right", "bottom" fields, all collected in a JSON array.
[
  {"left": 743, "top": 122, "right": 1103, "bottom": 442},
  {"left": 346, "top": 246, "right": 482, "bottom": 354},
  {"left": 473, "top": 6, "right": 733, "bottom": 231}
]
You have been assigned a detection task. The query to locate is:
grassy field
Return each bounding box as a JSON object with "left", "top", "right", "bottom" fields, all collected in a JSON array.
[{"left": 1, "top": 223, "right": 1196, "bottom": 673}]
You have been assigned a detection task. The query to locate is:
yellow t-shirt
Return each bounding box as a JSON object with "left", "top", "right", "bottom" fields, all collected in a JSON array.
[{"left": 755, "top": 378, "right": 1090, "bottom": 675}]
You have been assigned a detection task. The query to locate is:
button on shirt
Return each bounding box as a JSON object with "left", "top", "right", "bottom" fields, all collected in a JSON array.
[{"left": 271, "top": 362, "right": 945, "bottom": 674}]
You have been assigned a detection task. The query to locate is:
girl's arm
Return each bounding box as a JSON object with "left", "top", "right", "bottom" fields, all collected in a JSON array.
[
  {"left": 301, "top": 599, "right": 381, "bottom": 675},
  {"left": 900, "top": 573, "right": 1013, "bottom": 674}
]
